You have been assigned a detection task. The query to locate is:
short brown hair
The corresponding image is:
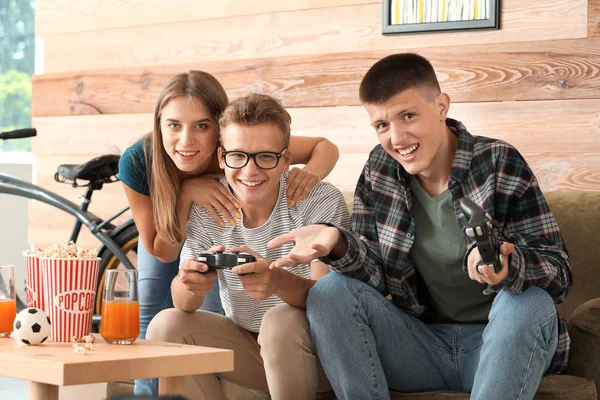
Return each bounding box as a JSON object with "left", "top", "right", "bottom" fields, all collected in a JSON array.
[
  {"left": 219, "top": 93, "right": 291, "bottom": 148},
  {"left": 359, "top": 53, "right": 441, "bottom": 104}
]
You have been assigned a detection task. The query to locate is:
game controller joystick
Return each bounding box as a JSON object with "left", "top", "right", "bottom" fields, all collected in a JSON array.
[{"left": 460, "top": 197, "right": 503, "bottom": 274}]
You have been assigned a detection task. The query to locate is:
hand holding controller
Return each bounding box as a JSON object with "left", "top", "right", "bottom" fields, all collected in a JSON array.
[
  {"left": 460, "top": 197, "right": 502, "bottom": 274},
  {"left": 195, "top": 251, "right": 257, "bottom": 272}
]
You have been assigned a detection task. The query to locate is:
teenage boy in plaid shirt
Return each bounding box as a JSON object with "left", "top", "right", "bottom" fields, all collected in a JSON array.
[{"left": 268, "top": 53, "right": 572, "bottom": 400}]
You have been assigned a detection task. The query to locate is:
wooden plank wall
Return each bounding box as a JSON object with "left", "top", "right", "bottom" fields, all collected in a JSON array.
[{"left": 31, "top": 0, "right": 600, "bottom": 249}]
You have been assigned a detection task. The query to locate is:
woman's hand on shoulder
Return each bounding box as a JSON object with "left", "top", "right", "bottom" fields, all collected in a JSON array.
[
  {"left": 286, "top": 167, "right": 320, "bottom": 207},
  {"left": 181, "top": 174, "right": 240, "bottom": 227}
]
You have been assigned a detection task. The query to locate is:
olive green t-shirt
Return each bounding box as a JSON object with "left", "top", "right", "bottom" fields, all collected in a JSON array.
[{"left": 408, "top": 176, "right": 492, "bottom": 323}]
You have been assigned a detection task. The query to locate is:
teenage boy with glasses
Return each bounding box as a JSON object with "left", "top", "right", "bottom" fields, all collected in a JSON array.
[{"left": 146, "top": 93, "right": 349, "bottom": 400}]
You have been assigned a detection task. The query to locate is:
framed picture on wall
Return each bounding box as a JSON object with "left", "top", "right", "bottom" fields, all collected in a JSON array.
[{"left": 382, "top": 0, "right": 500, "bottom": 35}]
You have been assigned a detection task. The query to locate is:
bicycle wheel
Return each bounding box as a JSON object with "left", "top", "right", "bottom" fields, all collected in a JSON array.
[{"left": 94, "top": 224, "right": 139, "bottom": 317}]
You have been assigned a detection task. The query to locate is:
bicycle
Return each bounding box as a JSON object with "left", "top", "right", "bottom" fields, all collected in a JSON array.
[{"left": 0, "top": 128, "right": 139, "bottom": 327}]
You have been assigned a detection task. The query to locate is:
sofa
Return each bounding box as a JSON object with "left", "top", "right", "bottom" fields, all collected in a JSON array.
[{"left": 108, "top": 191, "right": 600, "bottom": 400}]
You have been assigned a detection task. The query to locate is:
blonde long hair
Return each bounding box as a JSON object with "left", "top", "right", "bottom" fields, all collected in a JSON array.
[{"left": 144, "top": 71, "right": 229, "bottom": 244}]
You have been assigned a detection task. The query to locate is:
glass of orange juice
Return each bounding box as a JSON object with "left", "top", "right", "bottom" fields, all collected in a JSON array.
[
  {"left": 100, "top": 270, "right": 139, "bottom": 344},
  {"left": 0, "top": 265, "right": 16, "bottom": 338}
]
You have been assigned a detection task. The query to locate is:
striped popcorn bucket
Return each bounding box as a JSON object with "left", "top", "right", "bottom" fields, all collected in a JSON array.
[
  {"left": 40, "top": 257, "right": 100, "bottom": 342},
  {"left": 23, "top": 253, "right": 44, "bottom": 311}
]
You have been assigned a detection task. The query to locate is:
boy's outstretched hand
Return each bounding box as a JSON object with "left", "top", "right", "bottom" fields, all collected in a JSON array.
[
  {"left": 267, "top": 224, "right": 343, "bottom": 269},
  {"left": 467, "top": 242, "right": 515, "bottom": 285}
]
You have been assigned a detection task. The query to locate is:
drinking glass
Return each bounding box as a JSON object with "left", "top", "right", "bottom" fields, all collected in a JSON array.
[
  {"left": 0, "top": 265, "right": 16, "bottom": 338},
  {"left": 100, "top": 270, "right": 139, "bottom": 344}
]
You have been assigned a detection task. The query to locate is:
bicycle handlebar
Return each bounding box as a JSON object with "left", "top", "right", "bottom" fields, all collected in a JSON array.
[
  {"left": 0, "top": 128, "right": 37, "bottom": 140},
  {"left": 0, "top": 173, "right": 135, "bottom": 270}
]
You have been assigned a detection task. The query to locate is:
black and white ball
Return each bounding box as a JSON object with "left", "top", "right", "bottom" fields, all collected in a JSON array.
[{"left": 13, "top": 308, "right": 51, "bottom": 345}]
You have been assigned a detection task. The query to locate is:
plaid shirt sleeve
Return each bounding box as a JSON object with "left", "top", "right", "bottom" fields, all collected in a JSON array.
[
  {"left": 321, "top": 159, "right": 390, "bottom": 296},
  {"left": 480, "top": 145, "right": 572, "bottom": 303}
]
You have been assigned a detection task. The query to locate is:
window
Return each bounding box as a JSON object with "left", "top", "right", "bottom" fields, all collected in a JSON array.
[{"left": 0, "top": 0, "right": 35, "bottom": 152}]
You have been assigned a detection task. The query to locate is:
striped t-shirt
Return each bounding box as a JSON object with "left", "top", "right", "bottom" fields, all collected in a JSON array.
[{"left": 180, "top": 173, "right": 350, "bottom": 333}]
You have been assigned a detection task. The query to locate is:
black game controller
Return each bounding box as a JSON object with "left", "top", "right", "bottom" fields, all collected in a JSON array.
[
  {"left": 195, "top": 251, "right": 257, "bottom": 271},
  {"left": 460, "top": 197, "right": 502, "bottom": 274}
]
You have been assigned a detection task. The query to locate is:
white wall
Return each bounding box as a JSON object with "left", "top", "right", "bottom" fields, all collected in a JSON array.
[{"left": 0, "top": 152, "right": 36, "bottom": 303}]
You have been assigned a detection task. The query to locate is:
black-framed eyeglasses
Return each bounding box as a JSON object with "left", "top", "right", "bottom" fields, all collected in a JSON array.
[{"left": 221, "top": 148, "right": 287, "bottom": 170}]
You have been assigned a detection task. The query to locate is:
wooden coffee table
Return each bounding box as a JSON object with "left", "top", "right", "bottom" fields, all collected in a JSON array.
[{"left": 0, "top": 336, "right": 233, "bottom": 399}]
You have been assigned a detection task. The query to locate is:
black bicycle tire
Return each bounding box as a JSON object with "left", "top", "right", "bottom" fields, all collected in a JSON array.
[{"left": 94, "top": 224, "right": 139, "bottom": 317}]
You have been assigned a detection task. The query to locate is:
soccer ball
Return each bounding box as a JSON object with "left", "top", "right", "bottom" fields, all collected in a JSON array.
[{"left": 13, "top": 308, "right": 51, "bottom": 345}]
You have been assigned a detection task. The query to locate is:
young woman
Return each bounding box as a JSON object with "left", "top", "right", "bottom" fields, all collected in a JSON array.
[{"left": 117, "top": 70, "right": 339, "bottom": 395}]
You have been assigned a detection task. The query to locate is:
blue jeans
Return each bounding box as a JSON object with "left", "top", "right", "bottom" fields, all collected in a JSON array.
[
  {"left": 134, "top": 239, "right": 223, "bottom": 396},
  {"left": 307, "top": 273, "right": 559, "bottom": 400}
]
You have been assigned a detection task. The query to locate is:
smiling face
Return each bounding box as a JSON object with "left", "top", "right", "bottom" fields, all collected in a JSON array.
[
  {"left": 366, "top": 87, "right": 452, "bottom": 181},
  {"left": 160, "top": 96, "right": 219, "bottom": 177},
  {"left": 218, "top": 122, "right": 291, "bottom": 210}
]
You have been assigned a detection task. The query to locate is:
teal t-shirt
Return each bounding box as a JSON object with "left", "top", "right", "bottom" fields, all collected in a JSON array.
[
  {"left": 408, "top": 176, "right": 492, "bottom": 323},
  {"left": 117, "top": 139, "right": 150, "bottom": 196}
]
